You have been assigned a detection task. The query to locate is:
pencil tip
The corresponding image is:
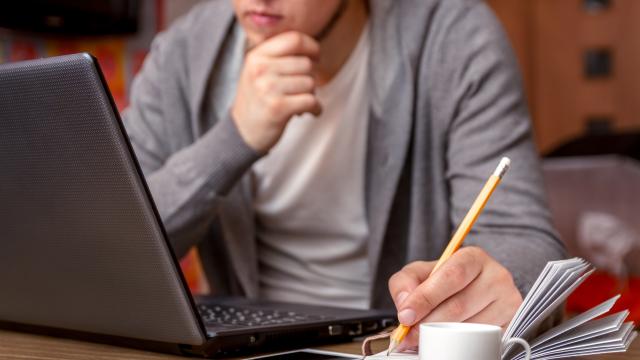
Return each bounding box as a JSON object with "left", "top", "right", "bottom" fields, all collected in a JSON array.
[{"left": 386, "top": 340, "right": 397, "bottom": 356}]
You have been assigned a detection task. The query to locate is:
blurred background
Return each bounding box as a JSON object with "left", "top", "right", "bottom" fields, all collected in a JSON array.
[{"left": 1, "top": 0, "right": 639, "bottom": 321}]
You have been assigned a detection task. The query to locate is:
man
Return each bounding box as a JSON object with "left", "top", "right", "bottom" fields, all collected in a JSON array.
[{"left": 123, "top": 0, "right": 565, "bottom": 349}]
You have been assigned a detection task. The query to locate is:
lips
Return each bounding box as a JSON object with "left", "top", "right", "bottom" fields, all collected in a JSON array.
[{"left": 246, "top": 11, "right": 283, "bottom": 27}]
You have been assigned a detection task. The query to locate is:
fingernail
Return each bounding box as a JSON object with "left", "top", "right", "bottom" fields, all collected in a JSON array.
[
  {"left": 396, "top": 291, "right": 409, "bottom": 305},
  {"left": 398, "top": 309, "right": 416, "bottom": 325}
]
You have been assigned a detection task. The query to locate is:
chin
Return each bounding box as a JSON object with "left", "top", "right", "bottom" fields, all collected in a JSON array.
[{"left": 246, "top": 33, "right": 269, "bottom": 48}]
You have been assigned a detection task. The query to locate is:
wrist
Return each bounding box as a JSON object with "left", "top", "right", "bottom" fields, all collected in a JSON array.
[{"left": 231, "top": 106, "right": 267, "bottom": 154}]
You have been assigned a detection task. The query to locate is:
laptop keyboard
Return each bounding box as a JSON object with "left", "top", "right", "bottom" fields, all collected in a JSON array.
[{"left": 197, "top": 304, "right": 335, "bottom": 328}]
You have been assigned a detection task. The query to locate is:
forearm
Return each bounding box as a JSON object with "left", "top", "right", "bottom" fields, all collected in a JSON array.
[
  {"left": 136, "top": 115, "right": 261, "bottom": 257},
  {"left": 440, "top": 1, "right": 566, "bottom": 296}
]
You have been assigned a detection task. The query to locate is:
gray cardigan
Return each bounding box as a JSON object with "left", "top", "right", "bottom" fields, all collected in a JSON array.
[{"left": 122, "top": 0, "right": 565, "bottom": 309}]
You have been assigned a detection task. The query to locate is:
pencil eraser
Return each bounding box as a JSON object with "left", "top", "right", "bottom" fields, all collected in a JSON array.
[{"left": 494, "top": 157, "right": 511, "bottom": 178}]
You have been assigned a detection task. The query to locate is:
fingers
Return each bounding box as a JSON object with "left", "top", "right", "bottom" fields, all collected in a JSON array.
[
  {"left": 398, "top": 298, "right": 516, "bottom": 351},
  {"left": 390, "top": 248, "right": 524, "bottom": 350},
  {"left": 250, "top": 56, "right": 314, "bottom": 76},
  {"left": 257, "top": 31, "right": 320, "bottom": 59},
  {"left": 464, "top": 301, "right": 511, "bottom": 328},
  {"left": 396, "top": 247, "right": 485, "bottom": 326},
  {"left": 271, "top": 57, "right": 315, "bottom": 75},
  {"left": 256, "top": 75, "right": 315, "bottom": 95},
  {"left": 465, "top": 282, "right": 522, "bottom": 327},
  {"left": 282, "top": 94, "right": 322, "bottom": 118},
  {"left": 388, "top": 261, "right": 436, "bottom": 309},
  {"left": 419, "top": 265, "right": 495, "bottom": 323},
  {"left": 232, "top": 31, "right": 322, "bottom": 153},
  {"left": 398, "top": 327, "right": 420, "bottom": 352}
]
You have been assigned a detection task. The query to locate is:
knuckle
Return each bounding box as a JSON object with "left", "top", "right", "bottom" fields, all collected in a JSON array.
[
  {"left": 266, "top": 97, "right": 284, "bottom": 117},
  {"left": 402, "top": 261, "right": 419, "bottom": 272},
  {"left": 504, "top": 271, "right": 516, "bottom": 288},
  {"left": 300, "top": 93, "right": 316, "bottom": 106},
  {"left": 245, "top": 53, "right": 257, "bottom": 67},
  {"left": 465, "top": 246, "right": 485, "bottom": 257},
  {"left": 300, "top": 57, "right": 313, "bottom": 72},
  {"left": 272, "top": 99, "right": 285, "bottom": 114},
  {"left": 441, "top": 263, "right": 467, "bottom": 285},
  {"left": 494, "top": 262, "right": 513, "bottom": 283},
  {"left": 248, "top": 57, "right": 267, "bottom": 77},
  {"left": 502, "top": 266, "right": 514, "bottom": 281},
  {"left": 263, "top": 79, "right": 277, "bottom": 93},
  {"left": 255, "top": 78, "right": 269, "bottom": 93},
  {"left": 510, "top": 290, "right": 523, "bottom": 305},
  {"left": 245, "top": 52, "right": 257, "bottom": 65},
  {"left": 446, "top": 297, "right": 466, "bottom": 319},
  {"left": 457, "top": 247, "right": 486, "bottom": 273},
  {"left": 303, "top": 76, "right": 315, "bottom": 90},
  {"left": 462, "top": 246, "right": 485, "bottom": 264},
  {"left": 388, "top": 273, "right": 401, "bottom": 289},
  {"left": 417, "top": 288, "right": 437, "bottom": 311},
  {"left": 290, "top": 32, "right": 305, "bottom": 48},
  {"left": 511, "top": 291, "right": 524, "bottom": 307},
  {"left": 503, "top": 291, "right": 523, "bottom": 318}
]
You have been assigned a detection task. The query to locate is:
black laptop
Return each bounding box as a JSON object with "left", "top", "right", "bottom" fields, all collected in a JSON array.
[{"left": 0, "top": 54, "right": 394, "bottom": 357}]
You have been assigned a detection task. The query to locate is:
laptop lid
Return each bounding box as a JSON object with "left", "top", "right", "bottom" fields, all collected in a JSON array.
[{"left": 0, "top": 53, "right": 206, "bottom": 346}]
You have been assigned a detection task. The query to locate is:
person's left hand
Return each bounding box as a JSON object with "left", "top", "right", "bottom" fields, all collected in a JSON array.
[{"left": 388, "top": 246, "right": 523, "bottom": 350}]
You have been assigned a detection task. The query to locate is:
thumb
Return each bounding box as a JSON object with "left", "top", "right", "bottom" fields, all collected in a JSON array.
[
  {"left": 308, "top": 100, "right": 322, "bottom": 117},
  {"left": 396, "top": 281, "right": 438, "bottom": 326}
]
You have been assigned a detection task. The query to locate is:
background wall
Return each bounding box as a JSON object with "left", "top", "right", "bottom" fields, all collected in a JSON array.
[{"left": 487, "top": 0, "right": 640, "bottom": 153}]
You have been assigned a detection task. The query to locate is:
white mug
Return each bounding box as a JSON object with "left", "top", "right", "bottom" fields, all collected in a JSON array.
[{"left": 419, "top": 322, "right": 531, "bottom": 360}]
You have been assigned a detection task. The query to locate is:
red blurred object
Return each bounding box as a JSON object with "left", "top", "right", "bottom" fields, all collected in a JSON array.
[
  {"left": 131, "top": 50, "right": 148, "bottom": 76},
  {"left": 9, "top": 41, "right": 37, "bottom": 61},
  {"left": 179, "top": 248, "right": 209, "bottom": 295},
  {"left": 567, "top": 271, "right": 640, "bottom": 323}
]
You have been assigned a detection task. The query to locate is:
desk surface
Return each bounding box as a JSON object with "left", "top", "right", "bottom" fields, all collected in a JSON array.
[{"left": 0, "top": 329, "right": 638, "bottom": 360}]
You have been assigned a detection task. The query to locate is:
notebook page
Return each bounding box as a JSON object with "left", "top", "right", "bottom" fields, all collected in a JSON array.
[
  {"left": 513, "top": 268, "right": 594, "bottom": 342},
  {"left": 534, "top": 323, "right": 635, "bottom": 359},
  {"left": 502, "top": 258, "right": 586, "bottom": 343},
  {"left": 512, "top": 319, "right": 633, "bottom": 360},
  {"left": 503, "top": 259, "right": 565, "bottom": 341},
  {"left": 510, "top": 309, "right": 629, "bottom": 360},
  {"left": 532, "top": 310, "right": 629, "bottom": 354},
  {"left": 518, "top": 264, "right": 592, "bottom": 334},
  {"left": 529, "top": 295, "right": 620, "bottom": 347}
]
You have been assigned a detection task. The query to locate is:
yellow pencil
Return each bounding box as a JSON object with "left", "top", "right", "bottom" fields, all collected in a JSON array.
[{"left": 386, "top": 157, "right": 512, "bottom": 356}]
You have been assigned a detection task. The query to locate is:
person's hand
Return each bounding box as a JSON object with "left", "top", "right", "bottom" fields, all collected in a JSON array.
[
  {"left": 231, "top": 31, "right": 322, "bottom": 153},
  {"left": 388, "top": 246, "right": 523, "bottom": 350}
]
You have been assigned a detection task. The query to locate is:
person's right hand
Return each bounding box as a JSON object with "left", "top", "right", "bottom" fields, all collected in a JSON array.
[{"left": 231, "top": 31, "right": 322, "bottom": 154}]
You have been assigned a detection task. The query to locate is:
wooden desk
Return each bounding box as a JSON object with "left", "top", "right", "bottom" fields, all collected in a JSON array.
[{"left": 0, "top": 329, "right": 638, "bottom": 360}]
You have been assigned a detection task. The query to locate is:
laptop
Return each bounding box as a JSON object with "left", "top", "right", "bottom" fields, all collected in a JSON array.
[{"left": 0, "top": 54, "right": 395, "bottom": 357}]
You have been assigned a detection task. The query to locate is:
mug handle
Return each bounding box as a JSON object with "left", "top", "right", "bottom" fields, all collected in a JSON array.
[{"left": 504, "top": 337, "right": 532, "bottom": 360}]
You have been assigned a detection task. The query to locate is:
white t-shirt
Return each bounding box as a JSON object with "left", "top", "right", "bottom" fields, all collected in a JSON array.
[{"left": 251, "top": 24, "right": 371, "bottom": 309}]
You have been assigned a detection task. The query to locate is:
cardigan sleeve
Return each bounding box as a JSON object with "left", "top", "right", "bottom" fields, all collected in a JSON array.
[
  {"left": 435, "top": 1, "right": 566, "bottom": 296},
  {"left": 122, "top": 16, "right": 261, "bottom": 258}
]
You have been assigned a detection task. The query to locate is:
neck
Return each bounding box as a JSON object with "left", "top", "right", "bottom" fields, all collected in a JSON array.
[{"left": 315, "top": 0, "right": 368, "bottom": 86}]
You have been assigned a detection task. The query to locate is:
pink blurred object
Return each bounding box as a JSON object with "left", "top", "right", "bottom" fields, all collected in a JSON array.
[
  {"left": 543, "top": 155, "right": 640, "bottom": 319},
  {"left": 577, "top": 211, "right": 636, "bottom": 276}
]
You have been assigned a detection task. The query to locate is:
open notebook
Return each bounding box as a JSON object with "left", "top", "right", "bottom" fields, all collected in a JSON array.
[{"left": 366, "top": 258, "right": 637, "bottom": 360}]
